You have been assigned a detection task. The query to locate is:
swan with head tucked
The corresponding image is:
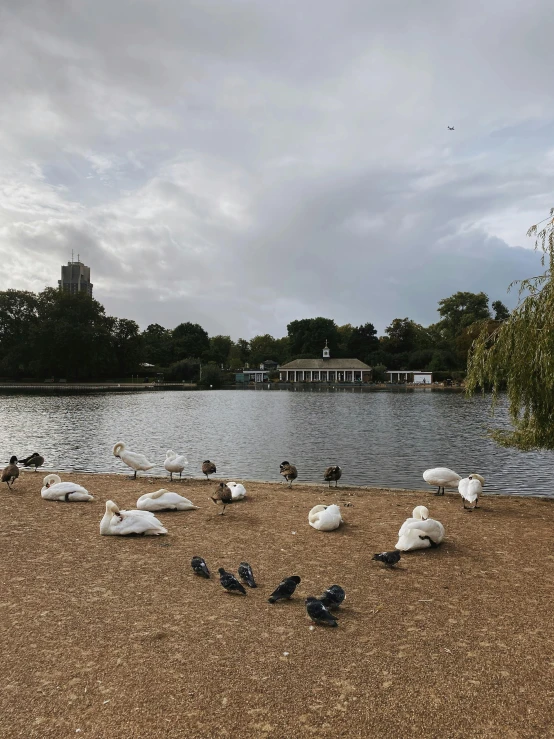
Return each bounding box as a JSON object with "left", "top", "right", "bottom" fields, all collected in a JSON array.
[
  {"left": 395, "top": 508, "right": 445, "bottom": 551},
  {"left": 41, "top": 474, "right": 94, "bottom": 502},
  {"left": 100, "top": 500, "right": 167, "bottom": 536},
  {"left": 398, "top": 506, "right": 429, "bottom": 536},
  {"left": 308, "top": 504, "right": 343, "bottom": 531},
  {"left": 423, "top": 467, "right": 461, "bottom": 496},
  {"left": 136, "top": 489, "right": 199, "bottom": 511},
  {"left": 227, "top": 482, "right": 246, "bottom": 500},
  {"left": 113, "top": 442, "right": 154, "bottom": 479},
  {"left": 459, "top": 475, "right": 484, "bottom": 510},
  {"left": 164, "top": 450, "right": 188, "bottom": 480}
]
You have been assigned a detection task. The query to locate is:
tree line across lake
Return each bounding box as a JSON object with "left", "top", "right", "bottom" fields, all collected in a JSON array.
[{"left": 0, "top": 287, "right": 510, "bottom": 383}]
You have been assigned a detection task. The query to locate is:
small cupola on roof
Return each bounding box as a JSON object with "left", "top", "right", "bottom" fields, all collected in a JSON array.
[{"left": 323, "top": 340, "right": 330, "bottom": 359}]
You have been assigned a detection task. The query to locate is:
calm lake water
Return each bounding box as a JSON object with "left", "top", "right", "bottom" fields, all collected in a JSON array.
[{"left": 0, "top": 388, "right": 552, "bottom": 496}]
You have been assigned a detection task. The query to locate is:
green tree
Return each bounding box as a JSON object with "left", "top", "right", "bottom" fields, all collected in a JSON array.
[
  {"left": 109, "top": 318, "right": 142, "bottom": 376},
  {"left": 31, "top": 289, "right": 113, "bottom": 379},
  {"left": 347, "top": 322, "right": 380, "bottom": 361},
  {"left": 0, "top": 289, "right": 39, "bottom": 376},
  {"left": 382, "top": 318, "right": 424, "bottom": 354},
  {"left": 198, "top": 362, "right": 223, "bottom": 388},
  {"left": 492, "top": 300, "right": 510, "bottom": 321},
  {"left": 466, "top": 209, "right": 554, "bottom": 449},
  {"left": 205, "top": 335, "right": 232, "bottom": 366},
  {"left": 438, "top": 291, "right": 491, "bottom": 339},
  {"left": 287, "top": 317, "right": 340, "bottom": 356},
  {"left": 172, "top": 322, "right": 210, "bottom": 361},
  {"left": 142, "top": 323, "right": 173, "bottom": 366}
]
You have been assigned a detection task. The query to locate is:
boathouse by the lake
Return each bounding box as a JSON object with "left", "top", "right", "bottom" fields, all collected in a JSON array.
[{"left": 279, "top": 342, "right": 372, "bottom": 383}]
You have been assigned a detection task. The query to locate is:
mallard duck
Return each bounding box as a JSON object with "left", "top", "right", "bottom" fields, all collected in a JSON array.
[
  {"left": 2, "top": 456, "right": 19, "bottom": 488},
  {"left": 40, "top": 474, "right": 93, "bottom": 501},
  {"left": 211, "top": 482, "right": 232, "bottom": 514},
  {"left": 100, "top": 500, "right": 167, "bottom": 536},
  {"left": 113, "top": 442, "right": 154, "bottom": 479},
  {"left": 279, "top": 461, "right": 297, "bottom": 487},
  {"left": 202, "top": 460, "right": 216, "bottom": 480},
  {"left": 324, "top": 465, "right": 342, "bottom": 487}
]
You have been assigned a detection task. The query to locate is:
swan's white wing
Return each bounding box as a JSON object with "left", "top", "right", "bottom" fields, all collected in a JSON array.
[
  {"left": 121, "top": 450, "right": 154, "bottom": 470},
  {"left": 395, "top": 528, "right": 432, "bottom": 551},
  {"left": 137, "top": 493, "right": 197, "bottom": 510},
  {"left": 114, "top": 510, "right": 166, "bottom": 535},
  {"left": 398, "top": 516, "right": 418, "bottom": 537}
]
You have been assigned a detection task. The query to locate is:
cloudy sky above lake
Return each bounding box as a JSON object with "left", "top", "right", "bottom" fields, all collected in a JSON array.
[{"left": 1, "top": 0, "right": 552, "bottom": 338}]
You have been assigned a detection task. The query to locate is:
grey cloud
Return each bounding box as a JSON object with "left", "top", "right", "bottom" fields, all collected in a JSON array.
[{"left": 0, "top": 0, "right": 552, "bottom": 337}]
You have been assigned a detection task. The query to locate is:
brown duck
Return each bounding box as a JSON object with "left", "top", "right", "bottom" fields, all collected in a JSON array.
[
  {"left": 279, "top": 461, "right": 298, "bottom": 488},
  {"left": 202, "top": 460, "right": 216, "bottom": 480},
  {"left": 324, "top": 465, "right": 342, "bottom": 488},
  {"left": 211, "top": 482, "right": 232, "bottom": 514},
  {"left": 2, "top": 456, "right": 19, "bottom": 489}
]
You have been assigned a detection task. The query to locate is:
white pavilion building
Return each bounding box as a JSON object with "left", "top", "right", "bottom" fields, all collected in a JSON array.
[{"left": 279, "top": 342, "right": 372, "bottom": 383}]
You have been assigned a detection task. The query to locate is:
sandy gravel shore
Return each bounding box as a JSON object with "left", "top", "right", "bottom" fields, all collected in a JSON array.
[{"left": 1, "top": 472, "right": 553, "bottom": 739}]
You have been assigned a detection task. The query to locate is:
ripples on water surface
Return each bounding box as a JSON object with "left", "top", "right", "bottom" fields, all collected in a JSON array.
[{"left": 0, "top": 388, "right": 552, "bottom": 496}]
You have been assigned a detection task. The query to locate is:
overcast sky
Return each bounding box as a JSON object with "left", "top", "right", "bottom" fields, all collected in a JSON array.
[{"left": 1, "top": 0, "right": 552, "bottom": 338}]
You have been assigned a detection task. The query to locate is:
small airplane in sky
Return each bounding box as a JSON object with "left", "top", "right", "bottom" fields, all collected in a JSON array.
[{"left": 447, "top": 126, "right": 455, "bottom": 130}]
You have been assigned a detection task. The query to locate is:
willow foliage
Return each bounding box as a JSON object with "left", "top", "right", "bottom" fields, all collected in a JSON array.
[{"left": 466, "top": 208, "right": 554, "bottom": 449}]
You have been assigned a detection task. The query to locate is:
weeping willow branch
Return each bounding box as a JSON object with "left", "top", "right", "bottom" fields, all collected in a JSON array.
[{"left": 466, "top": 208, "right": 554, "bottom": 450}]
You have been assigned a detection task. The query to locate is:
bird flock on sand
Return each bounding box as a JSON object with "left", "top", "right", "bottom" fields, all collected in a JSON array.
[{"left": 1, "top": 448, "right": 485, "bottom": 627}]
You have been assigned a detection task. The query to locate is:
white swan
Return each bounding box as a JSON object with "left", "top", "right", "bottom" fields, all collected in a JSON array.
[
  {"left": 136, "top": 489, "right": 199, "bottom": 511},
  {"left": 113, "top": 442, "right": 154, "bottom": 479},
  {"left": 423, "top": 467, "right": 461, "bottom": 496},
  {"left": 308, "top": 504, "right": 343, "bottom": 531},
  {"left": 398, "top": 505, "right": 429, "bottom": 536},
  {"left": 459, "top": 475, "right": 483, "bottom": 510},
  {"left": 227, "top": 482, "right": 246, "bottom": 500},
  {"left": 164, "top": 450, "right": 188, "bottom": 480},
  {"left": 396, "top": 514, "right": 445, "bottom": 551},
  {"left": 40, "top": 474, "right": 94, "bottom": 502},
  {"left": 100, "top": 500, "right": 167, "bottom": 536}
]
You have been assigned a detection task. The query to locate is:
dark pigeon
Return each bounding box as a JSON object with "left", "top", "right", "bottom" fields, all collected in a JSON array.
[
  {"left": 372, "top": 550, "right": 401, "bottom": 567},
  {"left": 305, "top": 597, "right": 338, "bottom": 627},
  {"left": 218, "top": 567, "right": 246, "bottom": 595},
  {"left": 268, "top": 575, "right": 301, "bottom": 603},
  {"left": 191, "top": 556, "right": 210, "bottom": 579},
  {"left": 319, "top": 584, "right": 345, "bottom": 610},
  {"left": 238, "top": 562, "right": 257, "bottom": 588}
]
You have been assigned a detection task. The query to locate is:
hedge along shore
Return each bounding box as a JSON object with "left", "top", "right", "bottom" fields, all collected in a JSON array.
[{"left": 1, "top": 471, "right": 553, "bottom": 739}]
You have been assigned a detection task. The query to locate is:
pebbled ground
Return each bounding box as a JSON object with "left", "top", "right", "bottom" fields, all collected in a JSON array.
[{"left": 1, "top": 471, "right": 553, "bottom": 738}]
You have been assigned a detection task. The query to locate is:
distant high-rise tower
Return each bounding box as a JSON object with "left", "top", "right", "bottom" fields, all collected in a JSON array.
[{"left": 58, "top": 255, "right": 93, "bottom": 297}]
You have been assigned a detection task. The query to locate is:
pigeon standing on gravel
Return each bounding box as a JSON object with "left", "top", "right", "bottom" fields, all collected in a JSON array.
[
  {"left": 319, "top": 585, "right": 345, "bottom": 610},
  {"left": 218, "top": 568, "right": 247, "bottom": 595},
  {"left": 372, "top": 550, "right": 401, "bottom": 567},
  {"left": 305, "top": 597, "right": 338, "bottom": 627},
  {"left": 238, "top": 562, "right": 257, "bottom": 588},
  {"left": 191, "top": 556, "right": 210, "bottom": 578},
  {"left": 268, "top": 575, "right": 301, "bottom": 603}
]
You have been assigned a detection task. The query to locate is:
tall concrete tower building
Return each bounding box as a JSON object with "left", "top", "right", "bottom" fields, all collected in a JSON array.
[{"left": 58, "top": 255, "right": 93, "bottom": 297}]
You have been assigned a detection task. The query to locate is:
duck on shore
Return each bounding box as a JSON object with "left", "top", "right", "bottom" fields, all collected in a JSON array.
[
  {"left": 2, "top": 456, "right": 19, "bottom": 489},
  {"left": 280, "top": 461, "right": 298, "bottom": 487},
  {"left": 19, "top": 453, "right": 44, "bottom": 472},
  {"left": 202, "top": 460, "right": 216, "bottom": 480},
  {"left": 324, "top": 465, "right": 342, "bottom": 487}
]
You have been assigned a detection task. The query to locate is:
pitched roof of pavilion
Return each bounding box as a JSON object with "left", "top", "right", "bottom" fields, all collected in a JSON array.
[{"left": 279, "top": 358, "right": 372, "bottom": 370}]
